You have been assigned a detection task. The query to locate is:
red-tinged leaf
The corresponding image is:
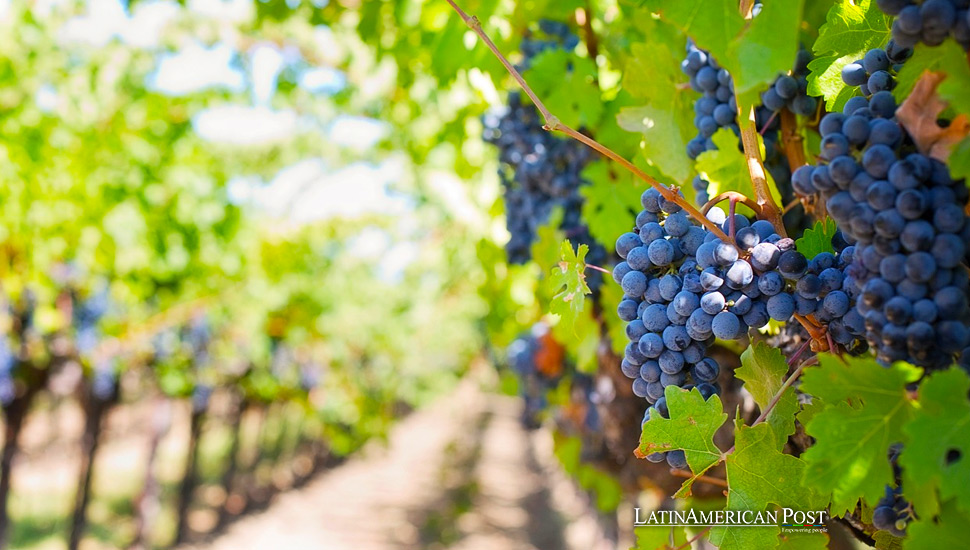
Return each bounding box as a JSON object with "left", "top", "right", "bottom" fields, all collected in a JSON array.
[{"left": 896, "top": 71, "right": 970, "bottom": 163}]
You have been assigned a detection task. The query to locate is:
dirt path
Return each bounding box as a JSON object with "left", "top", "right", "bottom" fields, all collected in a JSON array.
[{"left": 184, "top": 377, "right": 617, "bottom": 550}]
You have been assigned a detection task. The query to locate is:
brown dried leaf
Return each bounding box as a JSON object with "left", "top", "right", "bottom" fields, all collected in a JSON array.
[{"left": 896, "top": 70, "right": 970, "bottom": 163}]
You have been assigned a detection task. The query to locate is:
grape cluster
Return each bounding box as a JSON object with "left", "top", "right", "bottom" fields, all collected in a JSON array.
[
  {"left": 759, "top": 50, "right": 817, "bottom": 117},
  {"left": 615, "top": 190, "right": 818, "bottom": 397},
  {"left": 877, "top": 0, "right": 970, "bottom": 50},
  {"left": 483, "top": 25, "right": 607, "bottom": 286},
  {"left": 838, "top": 41, "right": 912, "bottom": 97},
  {"left": 683, "top": 41, "right": 739, "bottom": 160},
  {"left": 685, "top": 45, "right": 815, "bottom": 217},
  {"left": 798, "top": 242, "right": 868, "bottom": 352},
  {"left": 792, "top": 44, "right": 970, "bottom": 369}
]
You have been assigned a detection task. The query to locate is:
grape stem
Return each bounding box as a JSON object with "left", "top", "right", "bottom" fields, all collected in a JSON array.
[
  {"left": 722, "top": 354, "right": 818, "bottom": 456},
  {"left": 759, "top": 110, "right": 779, "bottom": 136},
  {"left": 674, "top": 527, "right": 712, "bottom": 550},
  {"left": 444, "top": 0, "right": 739, "bottom": 249},
  {"left": 701, "top": 191, "right": 763, "bottom": 217},
  {"left": 779, "top": 109, "right": 807, "bottom": 172},
  {"left": 669, "top": 468, "right": 728, "bottom": 488},
  {"left": 739, "top": 105, "right": 788, "bottom": 237},
  {"left": 729, "top": 198, "right": 737, "bottom": 240},
  {"left": 586, "top": 263, "right": 611, "bottom": 274}
]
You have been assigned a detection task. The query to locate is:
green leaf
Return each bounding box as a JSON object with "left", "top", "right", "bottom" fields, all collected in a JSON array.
[
  {"left": 580, "top": 163, "right": 643, "bottom": 249},
  {"left": 950, "top": 136, "right": 970, "bottom": 182},
  {"left": 873, "top": 531, "right": 905, "bottom": 550},
  {"left": 546, "top": 240, "right": 592, "bottom": 334},
  {"left": 531, "top": 209, "right": 566, "bottom": 276},
  {"left": 618, "top": 105, "right": 693, "bottom": 185},
  {"left": 640, "top": 387, "right": 726, "bottom": 474},
  {"left": 736, "top": 343, "right": 798, "bottom": 449},
  {"left": 905, "top": 499, "right": 970, "bottom": 550},
  {"left": 899, "top": 368, "right": 970, "bottom": 515},
  {"left": 696, "top": 129, "right": 782, "bottom": 212},
  {"left": 806, "top": 54, "right": 863, "bottom": 112},
  {"left": 633, "top": 525, "right": 688, "bottom": 550},
  {"left": 725, "top": 0, "right": 806, "bottom": 95},
  {"left": 646, "top": 0, "right": 804, "bottom": 95},
  {"left": 526, "top": 49, "right": 603, "bottom": 129},
  {"left": 709, "top": 423, "right": 828, "bottom": 550},
  {"left": 799, "top": 354, "right": 921, "bottom": 515},
  {"left": 620, "top": 34, "right": 696, "bottom": 183},
  {"left": 795, "top": 219, "right": 838, "bottom": 259},
  {"left": 643, "top": 0, "right": 745, "bottom": 59},
  {"left": 807, "top": 0, "right": 892, "bottom": 111}
]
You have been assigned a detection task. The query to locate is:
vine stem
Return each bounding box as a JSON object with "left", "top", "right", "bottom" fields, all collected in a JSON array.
[
  {"left": 723, "top": 354, "right": 818, "bottom": 456},
  {"left": 586, "top": 263, "right": 610, "bottom": 274},
  {"left": 779, "top": 109, "right": 807, "bottom": 172},
  {"left": 674, "top": 527, "right": 712, "bottom": 550},
  {"left": 738, "top": 105, "right": 788, "bottom": 237},
  {"left": 701, "top": 191, "right": 763, "bottom": 217},
  {"left": 669, "top": 468, "right": 728, "bottom": 489},
  {"left": 444, "top": 0, "right": 739, "bottom": 249}
]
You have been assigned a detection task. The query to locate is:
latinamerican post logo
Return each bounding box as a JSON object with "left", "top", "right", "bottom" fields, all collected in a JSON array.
[{"left": 634, "top": 508, "right": 828, "bottom": 533}]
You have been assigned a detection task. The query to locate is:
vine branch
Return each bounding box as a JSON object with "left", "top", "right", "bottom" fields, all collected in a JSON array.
[
  {"left": 738, "top": 105, "right": 788, "bottom": 237},
  {"left": 779, "top": 109, "right": 807, "bottom": 172},
  {"left": 670, "top": 468, "right": 728, "bottom": 489},
  {"left": 444, "top": 0, "right": 739, "bottom": 249},
  {"left": 702, "top": 191, "right": 763, "bottom": 218}
]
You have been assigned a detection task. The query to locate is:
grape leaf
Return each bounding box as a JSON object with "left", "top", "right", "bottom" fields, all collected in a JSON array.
[
  {"left": 896, "top": 71, "right": 970, "bottom": 163},
  {"left": 735, "top": 343, "right": 798, "bottom": 449},
  {"left": 531, "top": 209, "right": 566, "bottom": 275},
  {"left": 905, "top": 499, "right": 970, "bottom": 550},
  {"left": 725, "top": 0, "right": 806, "bottom": 95},
  {"left": 618, "top": 104, "right": 693, "bottom": 185},
  {"left": 633, "top": 525, "right": 688, "bottom": 550},
  {"left": 579, "top": 162, "right": 642, "bottom": 250},
  {"left": 872, "top": 531, "right": 904, "bottom": 550},
  {"left": 795, "top": 219, "right": 837, "bottom": 259},
  {"left": 645, "top": 0, "right": 804, "bottom": 95},
  {"left": 643, "top": 0, "right": 745, "bottom": 60},
  {"left": 552, "top": 303, "right": 599, "bottom": 373},
  {"left": 546, "top": 240, "right": 591, "bottom": 334},
  {"left": 899, "top": 368, "right": 970, "bottom": 515},
  {"left": 526, "top": 48, "right": 603, "bottom": 130},
  {"left": 709, "top": 423, "right": 828, "bottom": 550},
  {"left": 696, "top": 129, "right": 782, "bottom": 212},
  {"left": 620, "top": 32, "right": 699, "bottom": 183},
  {"left": 950, "top": 136, "right": 970, "bottom": 182},
  {"left": 639, "top": 386, "right": 726, "bottom": 474},
  {"left": 799, "top": 354, "right": 921, "bottom": 515},
  {"left": 807, "top": 0, "right": 891, "bottom": 111}
]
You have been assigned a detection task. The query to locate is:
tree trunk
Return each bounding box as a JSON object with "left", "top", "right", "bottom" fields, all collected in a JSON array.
[
  {"left": 0, "top": 364, "right": 50, "bottom": 550},
  {"left": 128, "top": 398, "right": 171, "bottom": 550},
  {"left": 67, "top": 395, "right": 109, "bottom": 550},
  {"left": 215, "top": 398, "right": 245, "bottom": 531},
  {"left": 174, "top": 407, "right": 205, "bottom": 545}
]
